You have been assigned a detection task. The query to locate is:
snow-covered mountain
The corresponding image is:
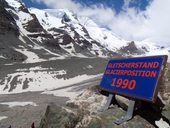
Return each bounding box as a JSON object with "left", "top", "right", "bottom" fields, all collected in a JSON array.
[
  {"left": 0, "top": 0, "right": 118, "bottom": 64},
  {"left": 0, "top": 0, "right": 151, "bottom": 64},
  {"left": 1, "top": 0, "right": 169, "bottom": 64},
  {"left": 0, "top": 0, "right": 170, "bottom": 94}
]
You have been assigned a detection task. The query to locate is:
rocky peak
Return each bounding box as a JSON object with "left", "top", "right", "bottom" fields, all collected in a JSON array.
[
  {"left": 0, "top": 0, "right": 10, "bottom": 8},
  {"left": 62, "top": 13, "right": 71, "bottom": 22},
  {"left": 24, "top": 13, "right": 45, "bottom": 33},
  {"left": 118, "top": 41, "right": 145, "bottom": 55}
]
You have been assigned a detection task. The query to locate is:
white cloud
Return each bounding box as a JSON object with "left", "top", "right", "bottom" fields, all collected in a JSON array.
[{"left": 33, "top": 0, "right": 170, "bottom": 46}]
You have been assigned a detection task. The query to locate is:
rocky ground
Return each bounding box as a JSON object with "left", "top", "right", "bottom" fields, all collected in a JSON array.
[
  {"left": 1, "top": 86, "right": 170, "bottom": 128},
  {"left": 0, "top": 92, "right": 69, "bottom": 128},
  {"left": 38, "top": 85, "right": 170, "bottom": 128}
]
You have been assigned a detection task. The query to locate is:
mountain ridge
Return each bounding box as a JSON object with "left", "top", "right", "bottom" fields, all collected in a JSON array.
[{"left": 1, "top": 0, "right": 155, "bottom": 64}]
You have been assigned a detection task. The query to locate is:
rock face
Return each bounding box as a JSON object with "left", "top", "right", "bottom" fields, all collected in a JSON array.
[
  {"left": 24, "top": 14, "right": 44, "bottom": 33},
  {"left": 0, "top": 0, "right": 19, "bottom": 35},
  {"left": 158, "top": 63, "right": 170, "bottom": 121},
  {"left": 0, "top": 0, "right": 119, "bottom": 60},
  {"left": 159, "top": 63, "right": 170, "bottom": 106}
]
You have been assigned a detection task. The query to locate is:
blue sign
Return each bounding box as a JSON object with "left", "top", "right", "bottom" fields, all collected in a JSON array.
[{"left": 100, "top": 55, "right": 167, "bottom": 102}]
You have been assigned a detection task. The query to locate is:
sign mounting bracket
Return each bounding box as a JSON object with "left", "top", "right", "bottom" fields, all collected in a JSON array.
[
  {"left": 100, "top": 94, "right": 114, "bottom": 112},
  {"left": 114, "top": 99, "right": 135, "bottom": 125}
]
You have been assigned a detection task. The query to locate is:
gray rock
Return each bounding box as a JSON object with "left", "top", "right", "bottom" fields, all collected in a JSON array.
[
  {"left": 115, "top": 95, "right": 129, "bottom": 109},
  {"left": 159, "top": 63, "right": 170, "bottom": 107},
  {"left": 115, "top": 95, "right": 142, "bottom": 110},
  {"left": 39, "top": 104, "right": 79, "bottom": 128},
  {"left": 96, "top": 107, "right": 156, "bottom": 128},
  {"left": 118, "top": 41, "right": 145, "bottom": 55}
]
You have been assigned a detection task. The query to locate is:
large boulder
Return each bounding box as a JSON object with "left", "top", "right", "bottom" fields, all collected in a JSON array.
[
  {"left": 38, "top": 86, "right": 108, "bottom": 128},
  {"left": 39, "top": 104, "right": 80, "bottom": 128}
]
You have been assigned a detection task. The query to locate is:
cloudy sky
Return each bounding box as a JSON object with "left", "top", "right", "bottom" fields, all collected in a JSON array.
[{"left": 23, "top": 0, "right": 170, "bottom": 46}]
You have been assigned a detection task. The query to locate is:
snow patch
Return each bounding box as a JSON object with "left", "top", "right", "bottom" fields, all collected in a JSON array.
[
  {"left": 135, "top": 41, "right": 170, "bottom": 62},
  {"left": 86, "top": 65, "right": 93, "bottom": 69},
  {"left": 0, "top": 70, "right": 100, "bottom": 95},
  {"left": 60, "top": 43, "right": 76, "bottom": 56},
  {"left": 29, "top": 8, "right": 64, "bottom": 31},
  {"left": 42, "top": 87, "right": 82, "bottom": 100},
  {"left": 14, "top": 48, "right": 46, "bottom": 63},
  {"left": 0, "top": 116, "right": 8, "bottom": 121},
  {"left": 42, "top": 74, "right": 102, "bottom": 99},
  {"left": 18, "top": 11, "right": 33, "bottom": 24},
  {"left": 19, "top": 35, "right": 27, "bottom": 44},
  {"left": 0, "top": 55, "right": 6, "bottom": 59},
  {"left": 155, "top": 118, "right": 170, "bottom": 128},
  {"left": 6, "top": 0, "right": 22, "bottom": 8},
  {"left": 0, "top": 102, "right": 37, "bottom": 108},
  {"left": 79, "top": 16, "right": 128, "bottom": 51},
  {"left": 15, "top": 66, "right": 57, "bottom": 72}
]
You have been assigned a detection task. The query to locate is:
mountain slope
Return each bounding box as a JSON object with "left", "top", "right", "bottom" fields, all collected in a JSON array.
[
  {"left": 0, "top": 0, "right": 170, "bottom": 94},
  {"left": 1, "top": 0, "right": 169, "bottom": 65},
  {"left": 1, "top": 0, "right": 123, "bottom": 64}
]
